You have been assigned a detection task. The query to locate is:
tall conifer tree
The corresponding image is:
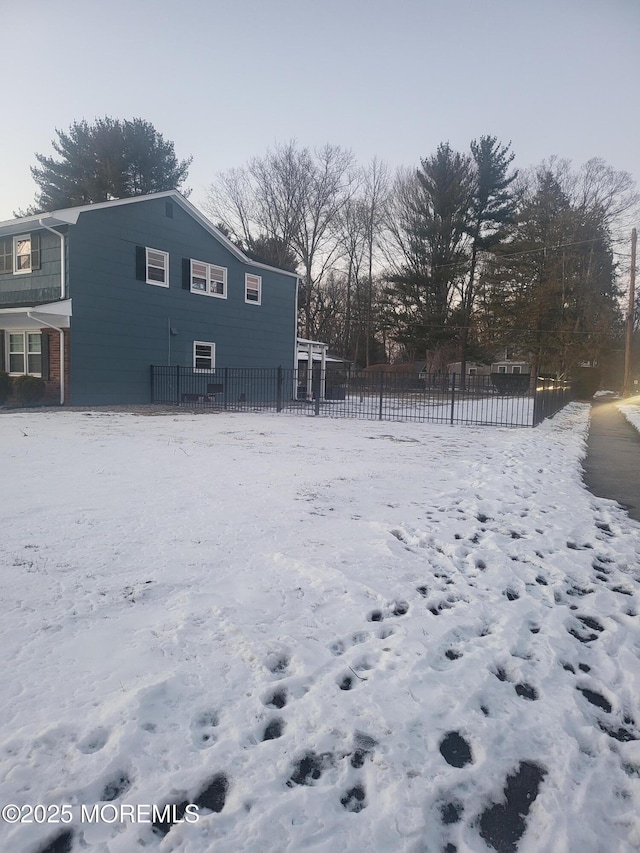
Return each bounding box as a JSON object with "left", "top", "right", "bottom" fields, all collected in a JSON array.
[{"left": 29, "top": 118, "right": 192, "bottom": 212}]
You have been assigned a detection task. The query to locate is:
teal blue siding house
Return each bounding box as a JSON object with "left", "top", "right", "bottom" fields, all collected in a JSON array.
[{"left": 0, "top": 192, "right": 299, "bottom": 405}]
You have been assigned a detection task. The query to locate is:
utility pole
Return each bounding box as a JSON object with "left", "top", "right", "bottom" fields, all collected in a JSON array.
[{"left": 623, "top": 228, "right": 637, "bottom": 397}]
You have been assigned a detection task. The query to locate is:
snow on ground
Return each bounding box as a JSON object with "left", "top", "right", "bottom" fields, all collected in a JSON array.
[
  {"left": 1, "top": 404, "right": 639, "bottom": 853},
  {"left": 619, "top": 398, "right": 640, "bottom": 435}
]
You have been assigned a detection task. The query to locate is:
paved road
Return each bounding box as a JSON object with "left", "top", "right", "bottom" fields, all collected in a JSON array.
[{"left": 583, "top": 401, "right": 640, "bottom": 522}]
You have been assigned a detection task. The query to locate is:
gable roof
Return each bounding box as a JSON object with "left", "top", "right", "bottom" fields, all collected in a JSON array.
[{"left": 0, "top": 191, "right": 299, "bottom": 280}]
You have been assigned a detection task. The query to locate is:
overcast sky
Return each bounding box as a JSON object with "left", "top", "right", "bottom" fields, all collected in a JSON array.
[{"left": 2, "top": 0, "right": 639, "bottom": 221}]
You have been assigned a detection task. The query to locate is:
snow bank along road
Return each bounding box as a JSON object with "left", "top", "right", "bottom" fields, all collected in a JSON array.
[{"left": 0, "top": 404, "right": 639, "bottom": 852}]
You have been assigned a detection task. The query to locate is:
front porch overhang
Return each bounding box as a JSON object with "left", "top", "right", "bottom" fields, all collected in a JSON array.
[{"left": 0, "top": 299, "right": 72, "bottom": 330}]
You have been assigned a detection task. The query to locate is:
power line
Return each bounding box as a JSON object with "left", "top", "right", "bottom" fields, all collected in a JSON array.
[
  {"left": 381, "top": 320, "right": 617, "bottom": 337},
  {"left": 388, "top": 234, "right": 630, "bottom": 275}
]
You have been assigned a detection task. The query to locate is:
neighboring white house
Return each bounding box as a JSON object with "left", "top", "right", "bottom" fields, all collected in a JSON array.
[
  {"left": 490, "top": 360, "right": 531, "bottom": 375},
  {"left": 447, "top": 361, "right": 491, "bottom": 377},
  {"left": 296, "top": 338, "right": 349, "bottom": 400}
]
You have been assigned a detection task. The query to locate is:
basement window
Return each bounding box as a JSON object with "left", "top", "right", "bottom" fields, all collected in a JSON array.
[{"left": 193, "top": 341, "right": 215, "bottom": 372}]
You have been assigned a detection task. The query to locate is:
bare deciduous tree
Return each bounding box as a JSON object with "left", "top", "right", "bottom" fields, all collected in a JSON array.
[{"left": 205, "top": 140, "right": 357, "bottom": 339}]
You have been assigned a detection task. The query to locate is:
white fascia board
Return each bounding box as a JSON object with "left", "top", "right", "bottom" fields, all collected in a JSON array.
[
  {"left": 0, "top": 299, "right": 72, "bottom": 329},
  {"left": 0, "top": 192, "right": 300, "bottom": 281}
]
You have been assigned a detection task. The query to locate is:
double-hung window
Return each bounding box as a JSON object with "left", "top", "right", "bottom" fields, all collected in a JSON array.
[
  {"left": 145, "top": 248, "right": 169, "bottom": 286},
  {"left": 0, "top": 234, "right": 40, "bottom": 275},
  {"left": 190, "top": 260, "right": 227, "bottom": 298},
  {"left": 193, "top": 341, "right": 215, "bottom": 372},
  {"left": 245, "top": 273, "right": 262, "bottom": 304},
  {"left": 15, "top": 236, "right": 32, "bottom": 273},
  {"left": 8, "top": 332, "right": 42, "bottom": 375}
]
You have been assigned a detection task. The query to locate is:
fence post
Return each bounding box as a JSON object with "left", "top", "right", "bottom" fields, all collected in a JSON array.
[
  {"left": 150, "top": 365, "right": 155, "bottom": 404},
  {"left": 276, "top": 366, "right": 283, "bottom": 412},
  {"left": 450, "top": 372, "right": 456, "bottom": 425},
  {"left": 314, "top": 365, "right": 321, "bottom": 415},
  {"left": 176, "top": 364, "right": 181, "bottom": 405},
  {"left": 223, "top": 367, "right": 229, "bottom": 410},
  {"left": 378, "top": 371, "right": 384, "bottom": 420}
]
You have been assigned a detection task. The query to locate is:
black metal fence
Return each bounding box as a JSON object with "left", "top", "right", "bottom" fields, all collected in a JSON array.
[{"left": 150, "top": 365, "right": 573, "bottom": 428}]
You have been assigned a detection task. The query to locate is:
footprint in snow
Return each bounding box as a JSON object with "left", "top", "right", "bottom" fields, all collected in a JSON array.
[
  {"left": 338, "top": 674, "right": 355, "bottom": 691},
  {"left": 478, "top": 761, "right": 546, "bottom": 853},
  {"left": 366, "top": 600, "right": 409, "bottom": 622},
  {"left": 265, "top": 652, "right": 290, "bottom": 675},
  {"left": 329, "top": 631, "right": 370, "bottom": 656},
  {"left": 287, "top": 751, "right": 333, "bottom": 787},
  {"left": 262, "top": 718, "right": 285, "bottom": 741},
  {"left": 194, "top": 774, "right": 229, "bottom": 813},
  {"left": 101, "top": 771, "right": 131, "bottom": 801},
  {"left": 428, "top": 596, "right": 462, "bottom": 616},
  {"left": 440, "top": 800, "right": 463, "bottom": 824},
  {"left": 515, "top": 683, "right": 539, "bottom": 701},
  {"left": 263, "top": 687, "right": 287, "bottom": 709},
  {"left": 341, "top": 784, "right": 367, "bottom": 812},
  {"left": 566, "top": 585, "right": 594, "bottom": 598},
  {"left": 36, "top": 830, "right": 74, "bottom": 853},
  {"left": 191, "top": 710, "right": 219, "bottom": 748},
  {"left": 351, "top": 732, "right": 377, "bottom": 768},
  {"left": 77, "top": 727, "right": 109, "bottom": 754},
  {"left": 439, "top": 731, "right": 473, "bottom": 768},
  {"left": 153, "top": 774, "right": 229, "bottom": 836},
  {"left": 577, "top": 686, "right": 612, "bottom": 713},
  {"left": 598, "top": 721, "right": 639, "bottom": 742},
  {"left": 567, "top": 614, "right": 604, "bottom": 644}
]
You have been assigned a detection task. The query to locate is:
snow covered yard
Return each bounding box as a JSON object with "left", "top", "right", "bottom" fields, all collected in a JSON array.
[
  {"left": 619, "top": 398, "right": 640, "bottom": 435},
  {"left": 1, "top": 404, "right": 639, "bottom": 853}
]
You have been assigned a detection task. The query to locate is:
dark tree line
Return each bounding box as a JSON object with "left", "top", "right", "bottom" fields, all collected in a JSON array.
[
  {"left": 206, "top": 137, "right": 634, "bottom": 379},
  {"left": 23, "top": 119, "right": 636, "bottom": 379}
]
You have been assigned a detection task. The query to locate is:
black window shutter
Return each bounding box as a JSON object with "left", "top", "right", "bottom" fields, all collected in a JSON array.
[
  {"left": 0, "top": 330, "right": 4, "bottom": 371},
  {"left": 41, "top": 332, "right": 50, "bottom": 380},
  {"left": 31, "top": 233, "right": 41, "bottom": 269},
  {"left": 0, "top": 238, "right": 11, "bottom": 274},
  {"left": 182, "top": 258, "right": 191, "bottom": 289},
  {"left": 136, "top": 246, "right": 146, "bottom": 281}
]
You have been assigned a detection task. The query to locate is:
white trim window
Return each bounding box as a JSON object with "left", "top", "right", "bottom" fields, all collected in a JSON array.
[
  {"left": 15, "top": 237, "right": 31, "bottom": 273},
  {"left": 8, "top": 331, "right": 42, "bottom": 375},
  {"left": 193, "top": 341, "right": 215, "bottom": 372},
  {"left": 191, "top": 260, "right": 227, "bottom": 298},
  {"left": 245, "top": 273, "right": 262, "bottom": 304},
  {"left": 146, "top": 247, "right": 169, "bottom": 287},
  {"left": 13, "top": 234, "right": 40, "bottom": 274}
]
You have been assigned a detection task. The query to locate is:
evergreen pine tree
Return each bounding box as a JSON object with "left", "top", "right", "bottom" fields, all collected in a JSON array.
[{"left": 29, "top": 117, "right": 192, "bottom": 212}]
